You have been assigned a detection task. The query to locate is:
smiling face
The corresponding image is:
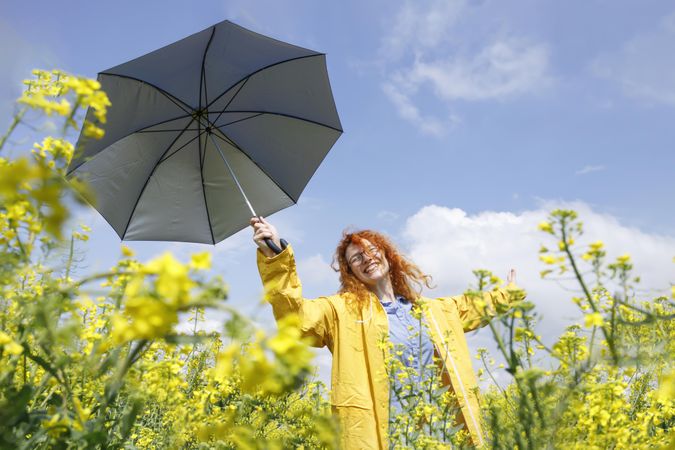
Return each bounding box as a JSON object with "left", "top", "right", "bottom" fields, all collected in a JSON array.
[{"left": 345, "top": 239, "right": 391, "bottom": 288}]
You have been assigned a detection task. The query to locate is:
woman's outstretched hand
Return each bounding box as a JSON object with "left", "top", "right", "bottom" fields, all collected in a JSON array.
[{"left": 250, "top": 216, "right": 281, "bottom": 258}]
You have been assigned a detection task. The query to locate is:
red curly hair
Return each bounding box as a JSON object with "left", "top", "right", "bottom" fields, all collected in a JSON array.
[{"left": 332, "top": 229, "right": 433, "bottom": 305}]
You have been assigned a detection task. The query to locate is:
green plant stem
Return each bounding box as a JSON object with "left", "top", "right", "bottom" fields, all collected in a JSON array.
[
  {"left": 63, "top": 103, "right": 79, "bottom": 134},
  {"left": 561, "top": 224, "right": 619, "bottom": 363},
  {"left": 587, "top": 325, "right": 597, "bottom": 362},
  {"left": 486, "top": 318, "right": 537, "bottom": 446},
  {"left": 0, "top": 108, "right": 25, "bottom": 152},
  {"left": 65, "top": 235, "right": 75, "bottom": 280},
  {"left": 72, "top": 270, "right": 133, "bottom": 288},
  {"left": 13, "top": 227, "right": 29, "bottom": 261},
  {"left": 103, "top": 339, "right": 148, "bottom": 408},
  {"left": 507, "top": 314, "right": 521, "bottom": 370},
  {"left": 526, "top": 376, "right": 547, "bottom": 430},
  {"left": 480, "top": 354, "right": 512, "bottom": 406},
  {"left": 23, "top": 347, "right": 62, "bottom": 383}
]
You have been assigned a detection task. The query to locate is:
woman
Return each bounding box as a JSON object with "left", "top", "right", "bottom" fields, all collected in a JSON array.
[{"left": 251, "top": 217, "right": 522, "bottom": 449}]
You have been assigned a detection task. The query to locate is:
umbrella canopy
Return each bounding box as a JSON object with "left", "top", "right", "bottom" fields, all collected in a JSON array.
[{"left": 67, "top": 20, "right": 342, "bottom": 244}]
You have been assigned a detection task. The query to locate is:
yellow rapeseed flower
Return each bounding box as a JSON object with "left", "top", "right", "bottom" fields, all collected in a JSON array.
[
  {"left": 145, "top": 252, "right": 194, "bottom": 306},
  {"left": 4, "top": 340, "right": 24, "bottom": 356},
  {"left": 589, "top": 240, "right": 604, "bottom": 251},
  {"left": 538, "top": 221, "right": 553, "bottom": 233},
  {"left": 111, "top": 296, "right": 178, "bottom": 344},
  {"left": 0, "top": 332, "right": 12, "bottom": 346},
  {"left": 189, "top": 252, "right": 212, "bottom": 270},
  {"left": 656, "top": 370, "right": 675, "bottom": 402},
  {"left": 616, "top": 253, "right": 631, "bottom": 264},
  {"left": 0, "top": 331, "right": 23, "bottom": 355},
  {"left": 83, "top": 121, "right": 105, "bottom": 139},
  {"left": 584, "top": 312, "right": 604, "bottom": 327},
  {"left": 489, "top": 274, "right": 503, "bottom": 286},
  {"left": 540, "top": 255, "right": 557, "bottom": 265}
]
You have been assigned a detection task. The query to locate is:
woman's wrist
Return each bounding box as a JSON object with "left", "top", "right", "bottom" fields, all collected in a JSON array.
[{"left": 258, "top": 245, "right": 277, "bottom": 258}]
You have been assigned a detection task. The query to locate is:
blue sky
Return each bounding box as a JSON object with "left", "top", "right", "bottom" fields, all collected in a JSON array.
[{"left": 2, "top": 0, "right": 674, "bottom": 385}]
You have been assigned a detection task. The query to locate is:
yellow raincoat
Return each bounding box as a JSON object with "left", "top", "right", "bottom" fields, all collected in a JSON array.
[{"left": 257, "top": 245, "right": 523, "bottom": 449}]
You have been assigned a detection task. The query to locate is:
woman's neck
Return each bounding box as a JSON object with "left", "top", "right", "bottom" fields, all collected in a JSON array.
[{"left": 371, "top": 277, "right": 396, "bottom": 304}]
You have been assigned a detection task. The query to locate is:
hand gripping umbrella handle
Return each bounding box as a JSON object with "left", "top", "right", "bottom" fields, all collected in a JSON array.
[{"left": 264, "top": 238, "right": 288, "bottom": 255}]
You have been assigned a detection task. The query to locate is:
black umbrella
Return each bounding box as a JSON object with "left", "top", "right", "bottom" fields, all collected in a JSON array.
[{"left": 68, "top": 20, "right": 342, "bottom": 249}]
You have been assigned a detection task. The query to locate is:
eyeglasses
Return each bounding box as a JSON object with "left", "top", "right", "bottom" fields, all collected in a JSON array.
[{"left": 347, "top": 246, "right": 381, "bottom": 267}]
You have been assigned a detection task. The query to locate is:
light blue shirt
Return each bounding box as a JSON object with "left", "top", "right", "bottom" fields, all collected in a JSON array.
[{"left": 381, "top": 296, "right": 436, "bottom": 417}]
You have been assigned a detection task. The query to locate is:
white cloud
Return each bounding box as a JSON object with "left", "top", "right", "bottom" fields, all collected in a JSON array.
[
  {"left": 310, "top": 347, "right": 333, "bottom": 387},
  {"left": 379, "top": 2, "right": 552, "bottom": 136},
  {"left": 291, "top": 202, "right": 675, "bottom": 391},
  {"left": 400, "top": 202, "right": 675, "bottom": 387},
  {"left": 591, "top": 11, "right": 675, "bottom": 106},
  {"left": 380, "top": 0, "right": 466, "bottom": 61},
  {"left": 399, "top": 39, "right": 551, "bottom": 102},
  {"left": 381, "top": 82, "right": 449, "bottom": 137},
  {"left": 400, "top": 202, "right": 675, "bottom": 359},
  {"left": 296, "top": 253, "right": 339, "bottom": 298},
  {"left": 576, "top": 165, "right": 605, "bottom": 176}
]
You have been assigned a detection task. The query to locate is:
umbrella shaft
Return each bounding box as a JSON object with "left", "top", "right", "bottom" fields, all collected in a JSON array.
[{"left": 208, "top": 133, "right": 257, "bottom": 217}]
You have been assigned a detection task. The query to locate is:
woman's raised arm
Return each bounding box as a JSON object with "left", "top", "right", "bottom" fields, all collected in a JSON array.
[
  {"left": 251, "top": 217, "right": 337, "bottom": 349},
  {"left": 445, "top": 269, "right": 525, "bottom": 332}
]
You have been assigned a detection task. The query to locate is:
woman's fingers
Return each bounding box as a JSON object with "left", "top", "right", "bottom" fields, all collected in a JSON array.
[
  {"left": 250, "top": 216, "right": 281, "bottom": 258},
  {"left": 252, "top": 225, "right": 271, "bottom": 237},
  {"left": 254, "top": 229, "right": 272, "bottom": 239},
  {"left": 251, "top": 220, "right": 271, "bottom": 234},
  {"left": 251, "top": 216, "right": 278, "bottom": 241}
]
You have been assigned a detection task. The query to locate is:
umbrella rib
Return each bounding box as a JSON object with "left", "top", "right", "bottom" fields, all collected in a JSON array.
[
  {"left": 118, "top": 114, "right": 194, "bottom": 134},
  {"left": 200, "top": 26, "right": 216, "bottom": 112},
  {"left": 199, "top": 117, "right": 207, "bottom": 167},
  {"left": 204, "top": 53, "right": 322, "bottom": 112},
  {"left": 209, "top": 109, "right": 343, "bottom": 133},
  {"left": 197, "top": 105, "right": 216, "bottom": 245},
  {"left": 210, "top": 130, "right": 298, "bottom": 204},
  {"left": 121, "top": 118, "right": 197, "bottom": 239},
  {"left": 210, "top": 78, "right": 249, "bottom": 129},
  {"left": 157, "top": 129, "right": 204, "bottom": 164},
  {"left": 99, "top": 72, "right": 195, "bottom": 115},
  {"left": 211, "top": 112, "right": 263, "bottom": 129},
  {"left": 199, "top": 22, "right": 236, "bottom": 240},
  {"left": 67, "top": 113, "right": 193, "bottom": 176},
  {"left": 138, "top": 128, "right": 201, "bottom": 133}
]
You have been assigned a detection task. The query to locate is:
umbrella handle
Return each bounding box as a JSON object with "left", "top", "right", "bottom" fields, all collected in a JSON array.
[{"left": 264, "top": 238, "right": 288, "bottom": 255}]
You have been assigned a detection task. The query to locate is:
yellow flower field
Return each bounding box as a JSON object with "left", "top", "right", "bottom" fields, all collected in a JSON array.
[{"left": 0, "top": 70, "right": 673, "bottom": 449}]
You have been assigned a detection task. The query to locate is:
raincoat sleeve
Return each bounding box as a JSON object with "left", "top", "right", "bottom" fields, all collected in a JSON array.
[
  {"left": 444, "top": 282, "right": 526, "bottom": 332},
  {"left": 257, "top": 244, "right": 336, "bottom": 349}
]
